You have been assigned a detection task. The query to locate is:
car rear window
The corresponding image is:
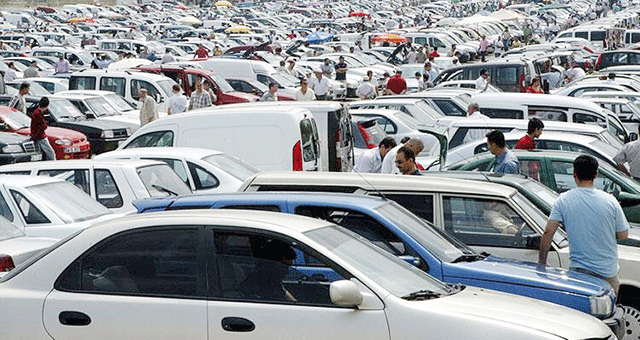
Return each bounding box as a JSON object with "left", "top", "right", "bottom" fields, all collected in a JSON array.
[{"left": 299, "top": 118, "right": 320, "bottom": 163}]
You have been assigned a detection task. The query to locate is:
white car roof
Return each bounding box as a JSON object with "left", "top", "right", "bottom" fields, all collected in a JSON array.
[
  {"left": 0, "top": 174, "right": 64, "bottom": 187},
  {"left": 96, "top": 147, "right": 224, "bottom": 160},
  {"left": 0, "top": 159, "right": 165, "bottom": 171}
]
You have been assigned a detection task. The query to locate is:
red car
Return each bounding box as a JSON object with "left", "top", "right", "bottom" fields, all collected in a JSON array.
[
  {"left": 0, "top": 106, "right": 90, "bottom": 160},
  {"left": 134, "top": 65, "right": 259, "bottom": 104}
]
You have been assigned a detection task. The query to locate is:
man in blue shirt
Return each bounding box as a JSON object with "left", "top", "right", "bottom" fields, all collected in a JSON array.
[
  {"left": 486, "top": 130, "right": 520, "bottom": 175},
  {"left": 539, "top": 155, "right": 629, "bottom": 294}
]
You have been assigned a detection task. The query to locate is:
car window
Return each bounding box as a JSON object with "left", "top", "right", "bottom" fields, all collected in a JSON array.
[
  {"left": 55, "top": 228, "right": 201, "bottom": 297},
  {"left": 124, "top": 131, "right": 174, "bottom": 148},
  {"left": 529, "top": 107, "right": 567, "bottom": 122},
  {"left": 10, "top": 190, "right": 50, "bottom": 224},
  {"left": 573, "top": 111, "right": 606, "bottom": 127},
  {"left": 100, "top": 77, "right": 126, "bottom": 97},
  {"left": 494, "top": 66, "right": 518, "bottom": 91},
  {"left": 299, "top": 118, "right": 319, "bottom": 163},
  {"left": 0, "top": 191, "right": 13, "bottom": 222},
  {"left": 38, "top": 169, "right": 91, "bottom": 195},
  {"left": 551, "top": 161, "right": 620, "bottom": 194},
  {"left": 374, "top": 116, "right": 397, "bottom": 134},
  {"left": 520, "top": 159, "right": 542, "bottom": 182},
  {"left": 143, "top": 157, "right": 190, "bottom": 188},
  {"left": 481, "top": 108, "right": 524, "bottom": 119},
  {"left": 432, "top": 99, "right": 465, "bottom": 117},
  {"left": 213, "top": 230, "right": 347, "bottom": 306},
  {"left": 187, "top": 161, "right": 219, "bottom": 190},
  {"left": 131, "top": 80, "right": 160, "bottom": 101},
  {"left": 607, "top": 116, "right": 627, "bottom": 142},
  {"left": 69, "top": 76, "right": 96, "bottom": 90},
  {"left": 95, "top": 169, "right": 123, "bottom": 208},
  {"left": 442, "top": 196, "right": 535, "bottom": 248},
  {"left": 376, "top": 193, "right": 434, "bottom": 223}
]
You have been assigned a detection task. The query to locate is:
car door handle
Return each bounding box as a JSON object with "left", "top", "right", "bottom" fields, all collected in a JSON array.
[
  {"left": 221, "top": 317, "right": 255, "bottom": 332},
  {"left": 59, "top": 311, "right": 91, "bottom": 326}
]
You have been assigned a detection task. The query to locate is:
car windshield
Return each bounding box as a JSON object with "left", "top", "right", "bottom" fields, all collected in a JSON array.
[
  {"left": 26, "top": 181, "right": 111, "bottom": 223},
  {"left": 305, "top": 225, "right": 456, "bottom": 298},
  {"left": 103, "top": 93, "right": 135, "bottom": 112},
  {"left": 201, "top": 154, "right": 259, "bottom": 181},
  {"left": 85, "top": 97, "right": 118, "bottom": 117},
  {"left": 376, "top": 202, "right": 469, "bottom": 262},
  {"left": 48, "top": 99, "right": 85, "bottom": 120},
  {"left": 209, "top": 72, "right": 235, "bottom": 92},
  {"left": 415, "top": 100, "right": 445, "bottom": 119},
  {"left": 393, "top": 111, "right": 420, "bottom": 129},
  {"left": 155, "top": 79, "right": 175, "bottom": 96},
  {"left": 1, "top": 110, "right": 31, "bottom": 129},
  {"left": 137, "top": 164, "right": 192, "bottom": 198},
  {"left": 511, "top": 192, "right": 568, "bottom": 248},
  {"left": 76, "top": 51, "right": 95, "bottom": 65},
  {"left": 0, "top": 216, "right": 24, "bottom": 241},
  {"left": 270, "top": 72, "right": 298, "bottom": 88},
  {"left": 599, "top": 130, "right": 624, "bottom": 149},
  {"left": 590, "top": 138, "right": 619, "bottom": 158}
]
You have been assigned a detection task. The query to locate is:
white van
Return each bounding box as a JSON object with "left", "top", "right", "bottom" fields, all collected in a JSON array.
[
  {"left": 68, "top": 70, "right": 176, "bottom": 113},
  {"left": 219, "top": 101, "right": 354, "bottom": 172},
  {"left": 118, "top": 106, "right": 321, "bottom": 171},
  {"left": 624, "top": 29, "right": 640, "bottom": 47},
  {"left": 198, "top": 59, "right": 299, "bottom": 96},
  {"left": 555, "top": 25, "right": 624, "bottom": 48},
  {"left": 472, "top": 92, "right": 631, "bottom": 143}
]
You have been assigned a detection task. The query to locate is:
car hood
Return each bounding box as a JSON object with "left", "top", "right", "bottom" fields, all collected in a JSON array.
[
  {"left": 444, "top": 256, "right": 609, "bottom": 296},
  {"left": 225, "top": 90, "right": 259, "bottom": 102},
  {"left": 56, "top": 118, "right": 136, "bottom": 131},
  {"left": 394, "top": 286, "right": 612, "bottom": 338},
  {"left": 15, "top": 126, "right": 86, "bottom": 141}
]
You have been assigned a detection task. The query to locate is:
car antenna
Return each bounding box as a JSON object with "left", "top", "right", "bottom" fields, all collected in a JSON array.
[{"left": 344, "top": 159, "right": 388, "bottom": 200}]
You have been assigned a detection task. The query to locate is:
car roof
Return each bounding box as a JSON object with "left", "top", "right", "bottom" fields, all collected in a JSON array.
[
  {"left": 0, "top": 174, "right": 64, "bottom": 186},
  {"left": 436, "top": 117, "right": 607, "bottom": 133},
  {"left": 97, "top": 147, "right": 224, "bottom": 160},
  {"left": 57, "top": 90, "right": 117, "bottom": 96},
  {"left": 87, "top": 209, "right": 334, "bottom": 235},
  {"left": 241, "top": 172, "right": 517, "bottom": 197},
  {"left": 0, "top": 158, "right": 165, "bottom": 171},
  {"left": 473, "top": 92, "right": 605, "bottom": 110},
  {"left": 351, "top": 98, "right": 422, "bottom": 105},
  {"left": 350, "top": 108, "right": 405, "bottom": 116}
]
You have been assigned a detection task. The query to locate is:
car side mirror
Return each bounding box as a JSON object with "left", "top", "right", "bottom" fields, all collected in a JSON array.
[
  {"left": 525, "top": 235, "right": 541, "bottom": 250},
  {"left": 398, "top": 255, "right": 420, "bottom": 267},
  {"left": 630, "top": 132, "right": 638, "bottom": 142},
  {"left": 329, "top": 280, "right": 363, "bottom": 307}
]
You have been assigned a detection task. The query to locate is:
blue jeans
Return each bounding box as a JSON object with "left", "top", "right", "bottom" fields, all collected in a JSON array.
[{"left": 37, "top": 138, "right": 56, "bottom": 161}]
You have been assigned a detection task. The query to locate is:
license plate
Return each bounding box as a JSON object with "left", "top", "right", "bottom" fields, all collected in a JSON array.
[{"left": 31, "top": 154, "right": 42, "bottom": 161}]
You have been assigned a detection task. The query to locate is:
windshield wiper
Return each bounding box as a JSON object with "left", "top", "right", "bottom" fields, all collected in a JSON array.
[
  {"left": 152, "top": 184, "right": 178, "bottom": 196},
  {"left": 401, "top": 289, "right": 441, "bottom": 301},
  {"left": 452, "top": 253, "right": 485, "bottom": 263}
]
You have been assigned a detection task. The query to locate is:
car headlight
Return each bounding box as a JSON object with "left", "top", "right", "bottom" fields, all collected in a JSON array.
[
  {"left": 2, "top": 144, "right": 23, "bottom": 153},
  {"left": 55, "top": 139, "right": 72, "bottom": 146},
  {"left": 590, "top": 294, "right": 613, "bottom": 317},
  {"left": 101, "top": 130, "right": 115, "bottom": 138}
]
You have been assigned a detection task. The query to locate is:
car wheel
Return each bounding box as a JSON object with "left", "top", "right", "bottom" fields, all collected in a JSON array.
[{"left": 622, "top": 304, "right": 640, "bottom": 340}]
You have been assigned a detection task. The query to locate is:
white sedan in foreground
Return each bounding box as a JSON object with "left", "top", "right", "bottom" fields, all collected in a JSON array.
[{"left": 0, "top": 210, "right": 614, "bottom": 340}]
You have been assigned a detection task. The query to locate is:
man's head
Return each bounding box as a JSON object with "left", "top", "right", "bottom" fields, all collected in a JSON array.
[
  {"left": 288, "top": 59, "right": 295, "bottom": 67},
  {"left": 339, "top": 56, "right": 344, "bottom": 63},
  {"left": 480, "top": 69, "right": 489, "bottom": 78},
  {"left": 323, "top": 58, "right": 330, "bottom": 65},
  {"left": 424, "top": 62, "right": 432, "bottom": 70},
  {"left": 300, "top": 79, "right": 308, "bottom": 89},
  {"left": 138, "top": 87, "right": 148, "bottom": 99},
  {"left": 379, "top": 136, "right": 397, "bottom": 158},
  {"left": 404, "top": 137, "right": 424, "bottom": 156},
  {"left": 395, "top": 69, "right": 402, "bottom": 76},
  {"left": 203, "top": 81, "right": 211, "bottom": 90},
  {"left": 486, "top": 130, "right": 506, "bottom": 155},
  {"left": 19, "top": 82, "right": 30, "bottom": 95},
  {"left": 608, "top": 72, "right": 616, "bottom": 81},
  {"left": 314, "top": 69, "right": 322, "bottom": 79},
  {"left": 527, "top": 118, "right": 545, "bottom": 137},
  {"left": 30, "top": 60, "right": 37, "bottom": 67},
  {"left": 172, "top": 84, "right": 181, "bottom": 94},
  {"left": 468, "top": 102, "right": 480, "bottom": 115},
  {"left": 573, "top": 154, "right": 599, "bottom": 182},
  {"left": 195, "top": 81, "right": 203, "bottom": 92},
  {"left": 396, "top": 146, "right": 417, "bottom": 174},
  {"left": 269, "top": 82, "right": 278, "bottom": 94},
  {"left": 367, "top": 70, "right": 373, "bottom": 78},
  {"left": 38, "top": 96, "right": 49, "bottom": 109},
  {"left": 415, "top": 72, "right": 421, "bottom": 79}
]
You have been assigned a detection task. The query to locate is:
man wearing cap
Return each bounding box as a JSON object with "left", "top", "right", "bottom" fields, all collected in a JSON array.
[
  {"left": 385, "top": 69, "right": 407, "bottom": 95},
  {"left": 309, "top": 69, "right": 331, "bottom": 100},
  {"left": 23, "top": 61, "right": 39, "bottom": 78}
]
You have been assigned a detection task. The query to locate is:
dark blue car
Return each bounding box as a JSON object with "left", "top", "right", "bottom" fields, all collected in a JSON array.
[{"left": 135, "top": 192, "right": 624, "bottom": 338}]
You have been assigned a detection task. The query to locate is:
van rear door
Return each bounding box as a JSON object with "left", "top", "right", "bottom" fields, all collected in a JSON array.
[{"left": 298, "top": 118, "right": 320, "bottom": 171}]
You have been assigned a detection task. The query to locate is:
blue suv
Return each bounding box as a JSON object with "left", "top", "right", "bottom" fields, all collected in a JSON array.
[{"left": 135, "top": 192, "right": 625, "bottom": 338}]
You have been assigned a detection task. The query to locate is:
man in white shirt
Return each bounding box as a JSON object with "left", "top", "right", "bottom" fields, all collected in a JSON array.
[
  {"left": 294, "top": 79, "right": 316, "bottom": 101},
  {"left": 54, "top": 55, "right": 70, "bottom": 74},
  {"left": 463, "top": 102, "right": 491, "bottom": 143},
  {"left": 565, "top": 61, "right": 586, "bottom": 83},
  {"left": 475, "top": 69, "right": 490, "bottom": 92},
  {"left": 161, "top": 49, "right": 175, "bottom": 64},
  {"left": 4, "top": 62, "right": 17, "bottom": 82},
  {"left": 309, "top": 70, "right": 331, "bottom": 100},
  {"left": 353, "top": 137, "right": 396, "bottom": 173},
  {"left": 167, "top": 84, "right": 188, "bottom": 115},
  {"left": 356, "top": 76, "right": 376, "bottom": 99}
]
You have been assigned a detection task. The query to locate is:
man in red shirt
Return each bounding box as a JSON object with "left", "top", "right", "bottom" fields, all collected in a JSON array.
[
  {"left": 429, "top": 47, "right": 440, "bottom": 58},
  {"left": 385, "top": 69, "right": 407, "bottom": 95},
  {"left": 515, "top": 118, "right": 544, "bottom": 150},
  {"left": 30, "top": 97, "right": 56, "bottom": 160},
  {"left": 194, "top": 44, "right": 209, "bottom": 59}
]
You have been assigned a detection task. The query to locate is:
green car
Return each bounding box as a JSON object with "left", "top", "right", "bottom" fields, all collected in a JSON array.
[{"left": 447, "top": 149, "right": 640, "bottom": 223}]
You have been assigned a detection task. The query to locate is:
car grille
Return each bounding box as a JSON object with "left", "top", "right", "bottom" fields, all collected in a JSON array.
[
  {"left": 113, "top": 129, "right": 129, "bottom": 138},
  {"left": 21, "top": 141, "right": 39, "bottom": 153}
]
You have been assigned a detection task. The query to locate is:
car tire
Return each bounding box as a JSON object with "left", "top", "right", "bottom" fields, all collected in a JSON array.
[{"left": 621, "top": 305, "right": 640, "bottom": 340}]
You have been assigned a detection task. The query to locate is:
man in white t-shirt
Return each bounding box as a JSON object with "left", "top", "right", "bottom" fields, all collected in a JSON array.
[
  {"left": 309, "top": 70, "right": 331, "bottom": 100},
  {"left": 294, "top": 79, "right": 316, "bottom": 101},
  {"left": 168, "top": 84, "right": 188, "bottom": 115},
  {"left": 475, "top": 69, "right": 490, "bottom": 92},
  {"left": 565, "top": 61, "right": 586, "bottom": 83}
]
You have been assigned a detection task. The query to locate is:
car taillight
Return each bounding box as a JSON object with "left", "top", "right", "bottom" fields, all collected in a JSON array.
[
  {"left": 520, "top": 74, "right": 526, "bottom": 93},
  {"left": 0, "top": 254, "right": 15, "bottom": 272},
  {"left": 595, "top": 54, "right": 602, "bottom": 70},
  {"left": 293, "top": 140, "right": 303, "bottom": 171},
  {"left": 358, "top": 123, "right": 376, "bottom": 149}
]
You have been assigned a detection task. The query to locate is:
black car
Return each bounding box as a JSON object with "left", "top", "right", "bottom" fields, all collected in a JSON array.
[
  {"left": 0, "top": 131, "right": 42, "bottom": 164},
  {"left": 0, "top": 96, "right": 136, "bottom": 154}
]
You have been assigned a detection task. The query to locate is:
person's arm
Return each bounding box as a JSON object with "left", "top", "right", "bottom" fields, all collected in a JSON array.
[
  {"left": 618, "top": 230, "right": 629, "bottom": 240},
  {"left": 617, "top": 163, "right": 632, "bottom": 176},
  {"left": 539, "top": 220, "right": 560, "bottom": 265}
]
